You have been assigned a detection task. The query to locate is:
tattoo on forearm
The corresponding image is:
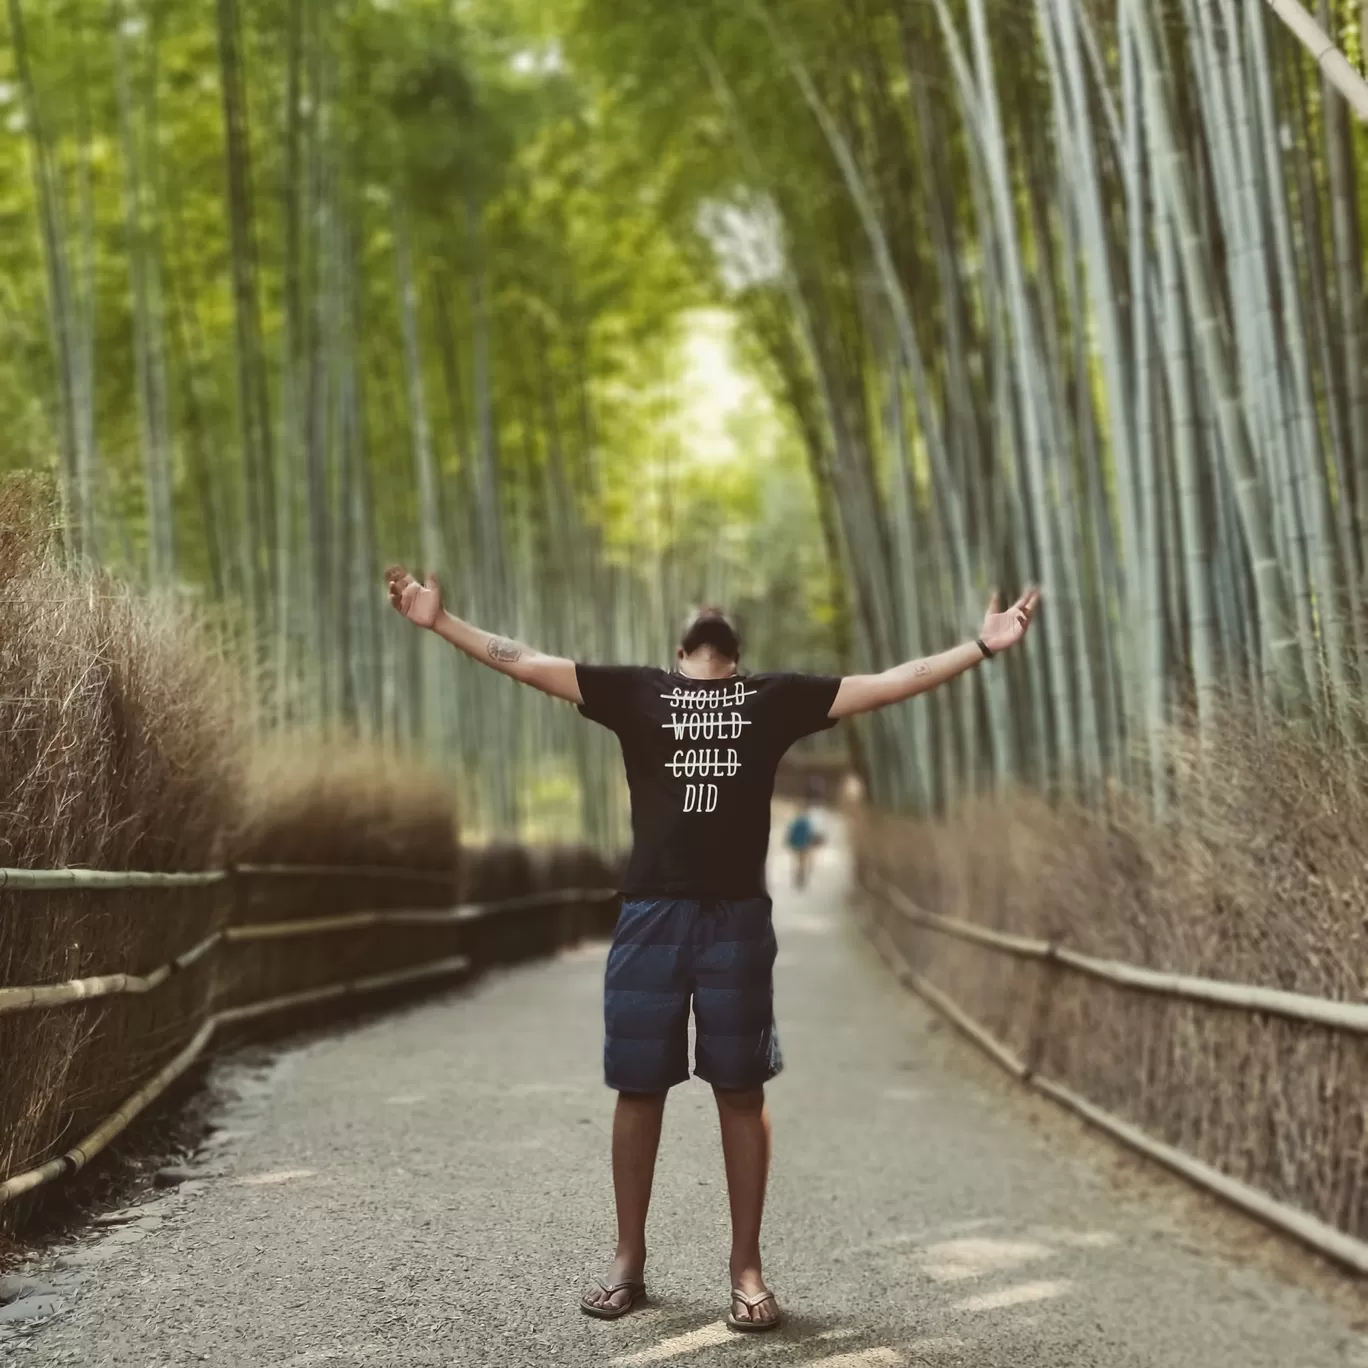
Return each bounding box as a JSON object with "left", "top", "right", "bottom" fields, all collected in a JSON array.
[
  {"left": 487, "top": 636, "right": 524, "bottom": 664},
  {"left": 911, "top": 660, "right": 931, "bottom": 677}
]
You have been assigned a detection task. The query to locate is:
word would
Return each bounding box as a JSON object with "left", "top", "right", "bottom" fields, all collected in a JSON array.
[{"left": 661, "top": 712, "right": 750, "bottom": 740}]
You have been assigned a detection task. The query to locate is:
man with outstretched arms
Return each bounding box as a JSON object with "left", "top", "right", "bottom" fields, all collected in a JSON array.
[{"left": 386, "top": 565, "right": 1039, "bottom": 1331}]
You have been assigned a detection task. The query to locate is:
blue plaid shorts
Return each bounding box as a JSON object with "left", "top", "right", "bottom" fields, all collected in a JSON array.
[{"left": 603, "top": 896, "right": 782, "bottom": 1094}]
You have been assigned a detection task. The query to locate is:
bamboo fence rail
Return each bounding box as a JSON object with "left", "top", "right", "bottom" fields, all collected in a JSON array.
[
  {"left": 0, "top": 864, "right": 453, "bottom": 889},
  {"left": 1, "top": 863, "right": 619, "bottom": 1207},
  {"left": 863, "top": 873, "right": 1368, "bottom": 1034},
  {"left": 0, "top": 887, "right": 617, "bottom": 1016},
  {"left": 0, "top": 955, "right": 476, "bottom": 1206},
  {"left": 858, "top": 876, "right": 1368, "bottom": 1276},
  {"left": 232, "top": 864, "right": 456, "bottom": 882},
  {"left": 0, "top": 1020, "right": 219, "bottom": 1206},
  {"left": 0, "top": 868, "right": 230, "bottom": 890},
  {"left": 0, "top": 928, "right": 225, "bottom": 1015}
]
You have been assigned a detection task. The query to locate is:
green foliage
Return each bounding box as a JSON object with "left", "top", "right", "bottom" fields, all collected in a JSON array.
[
  {"left": 0, "top": 0, "right": 833, "bottom": 839},
  {"left": 13, "top": 0, "right": 1366, "bottom": 832},
  {"left": 570, "top": 0, "right": 1368, "bottom": 811}
]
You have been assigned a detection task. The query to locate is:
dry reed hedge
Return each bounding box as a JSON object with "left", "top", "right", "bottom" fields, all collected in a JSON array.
[
  {"left": 1, "top": 479, "right": 616, "bottom": 1238},
  {"left": 228, "top": 741, "right": 459, "bottom": 874},
  {"left": 460, "top": 843, "right": 620, "bottom": 968},
  {"left": 0, "top": 477, "right": 241, "bottom": 1224},
  {"left": 461, "top": 841, "right": 536, "bottom": 903},
  {"left": 853, "top": 717, "right": 1368, "bottom": 1243},
  {"left": 0, "top": 482, "right": 453, "bottom": 1233},
  {"left": 221, "top": 742, "right": 461, "bottom": 1008}
]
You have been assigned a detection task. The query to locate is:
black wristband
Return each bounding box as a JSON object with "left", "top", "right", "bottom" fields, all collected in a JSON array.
[{"left": 976, "top": 637, "right": 994, "bottom": 660}]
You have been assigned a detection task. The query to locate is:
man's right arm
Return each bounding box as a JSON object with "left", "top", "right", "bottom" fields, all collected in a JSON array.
[
  {"left": 386, "top": 565, "right": 582, "bottom": 704},
  {"left": 430, "top": 612, "right": 582, "bottom": 703}
]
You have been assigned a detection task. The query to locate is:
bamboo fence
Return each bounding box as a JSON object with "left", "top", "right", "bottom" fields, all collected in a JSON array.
[
  {"left": 864, "top": 872, "right": 1368, "bottom": 1036},
  {"left": 858, "top": 872, "right": 1368, "bottom": 1277},
  {"left": 0, "top": 861, "right": 618, "bottom": 1208}
]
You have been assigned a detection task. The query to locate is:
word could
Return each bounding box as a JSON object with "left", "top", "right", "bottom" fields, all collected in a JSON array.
[{"left": 664, "top": 749, "right": 742, "bottom": 778}]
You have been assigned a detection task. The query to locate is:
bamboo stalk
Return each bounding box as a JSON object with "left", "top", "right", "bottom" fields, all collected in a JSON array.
[
  {"left": 1264, "top": 0, "right": 1368, "bottom": 120},
  {"left": 7, "top": 0, "right": 96, "bottom": 558},
  {"left": 1127, "top": 0, "right": 1307, "bottom": 709},
  {"left": 865, "top": 872, "right": 1368, "bottom": 1034}
]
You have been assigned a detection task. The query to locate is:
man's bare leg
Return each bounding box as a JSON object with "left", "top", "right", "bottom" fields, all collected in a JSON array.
[
  {"left": 714, "top": 1085, "right": 779, "bottom": 1325},
  {"left": 583, "top": 1091, "right": 667, "bottom": 1313}
]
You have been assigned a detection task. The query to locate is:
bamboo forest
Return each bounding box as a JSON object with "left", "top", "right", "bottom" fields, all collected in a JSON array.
[{"left": 3, "top": 0, "right": 1368, "bottom": 837}]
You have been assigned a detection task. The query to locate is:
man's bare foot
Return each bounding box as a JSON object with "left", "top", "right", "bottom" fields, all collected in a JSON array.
[
  {"left": 728, "top": 1264, "right": 781, "bottom": 1329},
  {"left": 581, "top": 1251, "right": 647, "bottom": 1317}
]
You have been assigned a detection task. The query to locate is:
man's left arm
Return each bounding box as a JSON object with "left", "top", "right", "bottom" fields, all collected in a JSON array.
[{"left": 829, "top": 589, "right": 1040, "bottom": 720}]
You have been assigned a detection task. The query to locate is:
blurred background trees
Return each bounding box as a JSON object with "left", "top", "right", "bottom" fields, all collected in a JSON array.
[
  {"left": 0, "top": 0, "right": 837, "bottom": 843},
  {"left": 3, "top": 0, "right": 1366, "bottom": 836}
]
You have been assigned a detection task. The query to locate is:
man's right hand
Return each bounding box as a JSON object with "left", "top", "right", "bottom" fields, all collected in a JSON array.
[{"left": 385, "top": 565, "right": 443, "bottom": 629}]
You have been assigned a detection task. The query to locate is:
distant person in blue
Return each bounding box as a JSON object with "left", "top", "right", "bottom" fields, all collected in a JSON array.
[
  {"left": 784, "top": 800, "right": 823, "bottom": 889},
  {"left": 386, "top": 564, "right": 1040, "bottom": 1332}
]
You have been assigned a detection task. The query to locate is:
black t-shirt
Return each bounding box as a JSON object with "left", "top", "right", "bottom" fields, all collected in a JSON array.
[{"left": 576, "top": 665, "right": 842, "bottom": 898}]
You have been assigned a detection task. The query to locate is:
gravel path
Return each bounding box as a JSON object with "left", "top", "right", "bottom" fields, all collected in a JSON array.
[{"left": 4, "top": 826, "right": 1365, "bottom": 1368}]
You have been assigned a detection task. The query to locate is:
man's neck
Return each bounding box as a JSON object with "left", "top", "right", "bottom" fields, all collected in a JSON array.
[{"left": 676, "top": 651, "right": 738, "bottom": 680}]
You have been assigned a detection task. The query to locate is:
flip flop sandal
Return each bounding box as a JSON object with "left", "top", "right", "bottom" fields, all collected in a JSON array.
[
  {"left": 580, "top": 1278, "right": 647, "bottom": 1320},
  {"left": 727, "top": 1288, "right": 782, "bottom": 1333}
]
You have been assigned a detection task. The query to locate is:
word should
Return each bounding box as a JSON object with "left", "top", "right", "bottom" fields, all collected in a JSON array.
[{"left": 660, "top": 683, "right": 757, "bottom": 710}]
